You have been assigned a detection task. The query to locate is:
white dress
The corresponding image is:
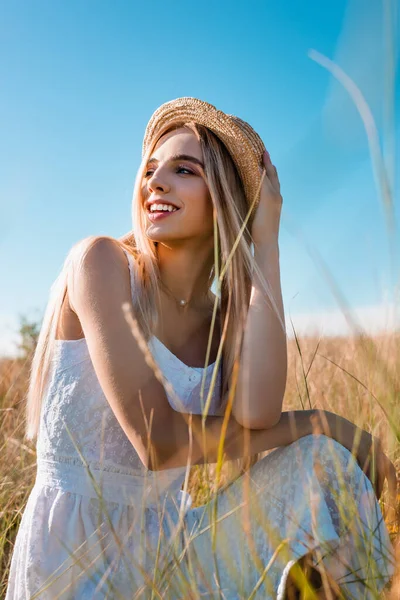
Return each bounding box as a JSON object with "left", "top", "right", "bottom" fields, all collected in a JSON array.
[{"left": 6, "top": 250, "right": 395, "bottom": 599}]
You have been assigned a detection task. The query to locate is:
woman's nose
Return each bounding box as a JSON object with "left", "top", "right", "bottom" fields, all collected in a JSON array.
[{"left": 147, "top": 169, "right": 170, "bottom": 193}]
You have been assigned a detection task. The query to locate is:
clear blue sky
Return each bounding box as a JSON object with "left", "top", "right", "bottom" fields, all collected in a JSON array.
[{"left": 1, "top": 0, "right": 399, "bottom": 356}]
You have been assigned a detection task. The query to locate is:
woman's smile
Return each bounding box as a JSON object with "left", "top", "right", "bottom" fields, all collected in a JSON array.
[
  {"left": 146, "top": 198, "right": 181, "bottom": 222},
  {"left": 147, "top": 206, "right": 181, "bottom": 222}
]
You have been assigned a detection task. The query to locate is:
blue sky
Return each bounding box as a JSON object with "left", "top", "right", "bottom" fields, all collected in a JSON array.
[{"left": 0, "top": 0, "right": 399, "bottom": 356}]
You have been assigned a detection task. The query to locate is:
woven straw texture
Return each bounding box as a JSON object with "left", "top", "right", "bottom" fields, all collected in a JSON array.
[{"left": 142, "top": 97, "right": 266, "bottom": 219}]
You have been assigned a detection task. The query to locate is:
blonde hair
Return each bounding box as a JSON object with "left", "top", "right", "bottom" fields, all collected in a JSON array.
[{"left": 26, "top": 121, "right": 282, "bottom": 456}]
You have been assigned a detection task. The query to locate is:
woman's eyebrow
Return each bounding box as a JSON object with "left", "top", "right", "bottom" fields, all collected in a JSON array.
[{"left": 147, "top": 153, "right": 204, "bottom": 168}]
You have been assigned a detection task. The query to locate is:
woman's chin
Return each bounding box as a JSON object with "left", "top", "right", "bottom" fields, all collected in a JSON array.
[{"left": 145, "top": 226, "right": 181, "bottom": 244}]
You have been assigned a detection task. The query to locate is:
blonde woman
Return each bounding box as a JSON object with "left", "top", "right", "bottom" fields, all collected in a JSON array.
[{"left": 6, "top": 98, "right": 395, "bottom": 599}]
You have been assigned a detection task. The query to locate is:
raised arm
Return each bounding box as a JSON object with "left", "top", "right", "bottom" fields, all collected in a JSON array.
[
  {"left": 232, "top": 152, "right": 287, "bottom": 429},
  {"left": 232, "top": 241, "right": 287, "bottom": 429}
]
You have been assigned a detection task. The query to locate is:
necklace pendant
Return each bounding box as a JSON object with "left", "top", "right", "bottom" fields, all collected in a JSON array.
[{"left": 179, "top": 299, "right": 187, "bottom": 306}]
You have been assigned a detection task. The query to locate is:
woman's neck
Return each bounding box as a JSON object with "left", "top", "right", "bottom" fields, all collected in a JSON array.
[{"left": 156, "top": 241, "right": 215, "bottom": 310}]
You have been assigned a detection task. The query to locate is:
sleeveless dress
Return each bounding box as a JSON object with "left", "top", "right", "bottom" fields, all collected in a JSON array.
[{"left": 6, "top": 250, "right": 395, "bottom": 599}]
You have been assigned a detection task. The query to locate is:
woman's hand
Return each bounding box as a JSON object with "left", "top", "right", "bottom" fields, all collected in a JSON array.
[
  {"left": 356, "top": 432, "right": 397, "bottom": 503},
  {"left": 251, "top": 150, "right": 283, "bottom": 246}
]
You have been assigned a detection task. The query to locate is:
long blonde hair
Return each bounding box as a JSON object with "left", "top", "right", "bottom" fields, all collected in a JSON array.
[{"left": 26, "top": 121, "right": 280, "bottom": 451}]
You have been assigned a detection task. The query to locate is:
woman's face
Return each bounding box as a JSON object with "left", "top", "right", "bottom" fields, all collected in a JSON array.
[{"left": 142, "top": 127, "right": 214, "bottom": 245}]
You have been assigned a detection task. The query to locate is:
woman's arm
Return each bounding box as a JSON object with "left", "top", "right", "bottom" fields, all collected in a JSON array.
[
  {"left": 66, "top": 236, "right": 285, "bottom": 471},
  {"left": 150, "top": 404, "right": 397, "bottom": 505},
  {"left": 232, "top": 152, "right": 287, "bottom": 429},
  {"left": 67, "top": 236, "right": 289, "bottom": 471},
  {"left": 68, "top": 236, "right": 395, "bottom": 500},
  {"left": 232, "top": 241, "right": 287, "bottom": 429}
]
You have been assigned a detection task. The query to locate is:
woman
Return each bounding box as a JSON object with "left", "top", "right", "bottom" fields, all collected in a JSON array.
[{"left": 6, "top": 97, "right": 396, "bottom": 599}]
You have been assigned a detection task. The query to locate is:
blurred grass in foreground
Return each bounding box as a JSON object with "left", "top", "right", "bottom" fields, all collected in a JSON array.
[{"left": 1, "top": 331, "right": 399, "bottom": 597}]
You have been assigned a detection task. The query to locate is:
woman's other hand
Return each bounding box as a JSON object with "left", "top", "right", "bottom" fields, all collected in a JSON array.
[
  {"left": 251, "top": 150, "right": 283, "bottom": 246},
  {"left": 357, "top": 433, "right": 397, "bottom": 504}
]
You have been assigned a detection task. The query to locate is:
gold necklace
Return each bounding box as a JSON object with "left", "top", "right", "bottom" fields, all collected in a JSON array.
[{"left": 159, "top": 278, "right": 190, "bottom": 309}]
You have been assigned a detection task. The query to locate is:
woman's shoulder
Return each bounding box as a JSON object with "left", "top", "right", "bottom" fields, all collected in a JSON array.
[
  {"left": 66, "top": 235, "right": 137, "bottom": 310},
  {"left": 68, "top": 235, "right": 136, "bottom": 273}
]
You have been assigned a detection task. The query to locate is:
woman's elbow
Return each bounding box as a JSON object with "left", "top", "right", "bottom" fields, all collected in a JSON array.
[
  {"left": 233, "top": 406, "right": 282, "bottom": 430},
  {"left": 137, "top": 446, "right": 165, "bottom": 472}
]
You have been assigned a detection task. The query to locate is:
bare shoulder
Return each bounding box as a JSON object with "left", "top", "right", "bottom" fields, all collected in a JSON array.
[
  {"left": 67, "top": 235, "right": 134, "bottom": 313},
  {"left": 71, "top": 235, "right": 130, "bottom": 272}
]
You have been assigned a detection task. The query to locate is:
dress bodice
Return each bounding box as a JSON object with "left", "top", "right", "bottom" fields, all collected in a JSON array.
[{"left": 37, "top": 248, "right": 223, "bottom": 496}]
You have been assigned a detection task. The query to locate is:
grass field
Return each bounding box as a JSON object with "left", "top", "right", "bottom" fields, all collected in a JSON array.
[{"left": 1, "top": 330, "right": 399, "bottom": 598}]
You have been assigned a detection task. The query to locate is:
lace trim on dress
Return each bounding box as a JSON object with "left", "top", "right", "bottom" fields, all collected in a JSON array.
[{"left": 38, "top": 454, "right": 147, "bottom": 477}]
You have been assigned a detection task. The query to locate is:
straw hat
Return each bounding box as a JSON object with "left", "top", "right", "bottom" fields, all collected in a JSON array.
[{"left": 142, "top": 97, "right": 266, "bottom": 221}]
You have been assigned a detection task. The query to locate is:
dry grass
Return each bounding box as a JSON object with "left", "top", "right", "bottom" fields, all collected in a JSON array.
[{"left": 1, "top": 332, "right": 399, "bottom": 598}]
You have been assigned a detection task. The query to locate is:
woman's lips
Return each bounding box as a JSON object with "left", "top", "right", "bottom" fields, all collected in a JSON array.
[{"left": 147, "top": 209, "right": 180, "bottom": 222}]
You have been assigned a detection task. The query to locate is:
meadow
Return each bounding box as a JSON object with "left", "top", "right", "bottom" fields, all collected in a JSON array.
[
  {"left": 1, "top": 47, "right": 399, "bottom": 598},
  {"left": 2, "top": 1, "right": 398, "bottom": 596},
  {"left": 1, "top": 328, "right": 399, "bottom": 598}
]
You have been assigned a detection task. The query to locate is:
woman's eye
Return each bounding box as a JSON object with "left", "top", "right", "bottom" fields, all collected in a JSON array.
[
  {"left": 177, "top": 166, "right": 193, "bottom": 175},
  {"left": 144, "top": 165, "right": 194, "bottom": 178}
]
